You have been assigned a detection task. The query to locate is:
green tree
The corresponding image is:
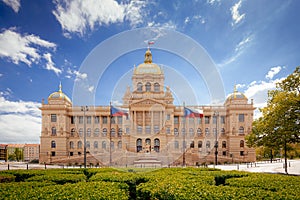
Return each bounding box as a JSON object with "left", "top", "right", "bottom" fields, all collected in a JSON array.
[{"left": 246, "top": 66, "right": 300, "bottom": 173}]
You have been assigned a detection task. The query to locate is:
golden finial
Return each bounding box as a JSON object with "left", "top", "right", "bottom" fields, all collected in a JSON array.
[{"left": 59, "top": 81, "right": 62, "bottom": 92}]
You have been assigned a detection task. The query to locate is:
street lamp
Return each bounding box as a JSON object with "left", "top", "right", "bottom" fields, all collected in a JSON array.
[
  {"left": 81, "top": 106, "right": 88, "bottom": 168},
  {"left": 214, "top": 111, "right": 219, "bottom": 165}
]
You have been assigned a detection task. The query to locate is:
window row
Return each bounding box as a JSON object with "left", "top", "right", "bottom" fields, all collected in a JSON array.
[
  {"left": 172, "top": 140, "right": 245, "bottom": 149},
  {"left": 70, "top": 128, "right": 123, "bottom": 137},
  {"left": 173, "top": 128, "right": 226, "bottom": 136},
  {"left": 137, "top": 82, "right": 160, "bottom": 92},
  {"left": 70, "top": 116, "right": 123, "bottom": 124}
]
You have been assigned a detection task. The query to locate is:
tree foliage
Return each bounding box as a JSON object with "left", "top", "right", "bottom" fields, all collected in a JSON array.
[{"left": 246, "top": 66, "right": 300, "bottom": 152}]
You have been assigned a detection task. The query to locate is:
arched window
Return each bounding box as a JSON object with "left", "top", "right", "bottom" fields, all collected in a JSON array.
[
  {"left": 102, "top": 128, "right": 107, "bottom": 137},
  {"left": 51, "top": 127, "right": 56, "bottom": 136},
  {"left": 102, "top": 141, "right": 106, "bottom": 149},
  {"left": 213, "top": 128, "right": 217, "bottom": 136},
  {"left": 174, "top": 128, "right": 179, "bottom": 136},
  {"left": 145, "top": 138, "right": 151, "bottom": 145},
  {"left": 87, "top": 128, "right": 91, "bottom": 137},
  {"left": 221, "top": 128, "right": 225, "bottom": 135},
  {"left": 174, "top": 141, "right": 179, "bottom": 149},
  {"left": 118, "top": 128, "right": 122, "bottom": 137},
  {"left": 190, "top": 141, "right": 195, "bottom": 148},
  {"left": 118, "top": 141, "right": 122, "bottom": 149},
  {"left": 189, "top": 128, "right": 194, "bottom": 137},
  {"left": 111, "top": 128, "right": 115, "bottom": 137},
  {"left": 206, "top": 141, "right": 210, "bottom": 148},
  {"left": 197, "top": 128, "right": 202, "bottom": 137},
  {"left": 154, "top": 83, "right": 160, "bottom": 92},
  {"left": 137, "top": 82, "right": 143, "bottom": 92},
  {"left": 136, "top": 138, "right": 142, "bottom": 152},
  {"left": 205, "top": 128, "right": 209, "bottom": 136},
  {"left": 86, "top": 141, "right": 90, "bottom": 149},
  {"left": 198, "top": 141, "right": 202, "bottom": 148},
  {"left": 145, "top": 82, "right": 151, "bottom": 91},
  {"left": 94, "top": 128, "right": 100, "bottom": 137},
  {"left": 71, "top": 128, "right": 75, "bottom": 137},
  {"left": 79, "top": 128, "right": 83, "bottom": 137},
  {"left": 69, "top": 141, "right": 74, "bottom": 149},
  {"left": 94, "top": 141, "right": 98, "bottom": 149},
  {"left": 78, "top": 141, "right": 82, "bottom": 149},
  {"left": 239, "top": 126, "right": 244, "bottom": 134},
  {"left": 222, "top": 141, "right": 226, "bottom": 148},
  {"left": 154, "top": 138, "right": 160, "bottom": 152},
  {"left": 51, "top": 140, "right": 56, "bottom": 148},
  {"left": 240, "top": 140, "right": 244, "bottom": 148}
]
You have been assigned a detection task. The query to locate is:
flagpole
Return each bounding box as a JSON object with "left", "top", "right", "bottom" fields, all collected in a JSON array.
[
  {"left": 109, "top": 102, "right": 112, "bottom": 167},
  {"left": 183, "top": 102, "right": 186, "bottom": 167}
]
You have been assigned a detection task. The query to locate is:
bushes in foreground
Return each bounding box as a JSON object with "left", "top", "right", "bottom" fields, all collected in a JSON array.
[{"left": 0, "top": 167, "right": 299, "bottom": 199}]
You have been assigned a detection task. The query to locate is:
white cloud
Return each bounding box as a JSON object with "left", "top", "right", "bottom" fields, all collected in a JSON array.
[
  {"left": 0, "top": 73, "right": 2, "bottom": 77},
  {"left": 43, "top": 53, "right": 62, "bottom": 75},
  {"left": 241, "top": 76, "right": 285, "bottom": 119},
  {"left": 0, "top": 94, "right": 41, "bottom": 143},
  {"left": 207, "top": 0, "right": 221, "bottom": 5},
  {"left": 66, "top": 68, "right": 87, "bottom": 81},
  {"left": 265, "top": 66, "right": 282, "bottom": 80},
  {"left": 0, "top": 28, "right": 57, "bottom": 72},
  {"left": 219, "top": 34, "right": 253, "bottom": 67},
  {"left": 2, "top": 0, "right": 20, "bottom": 13},
  {"left": 53, "top": 0, "right": 147, "bottom": 36},
  {"left": 230, "top": 0, "right": 245, "bottom": 26},
  {"left": 88, "top": 86, "right": 94, "bottom": 93}
]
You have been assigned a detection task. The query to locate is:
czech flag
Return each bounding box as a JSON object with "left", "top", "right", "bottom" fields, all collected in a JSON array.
[
  {"left": 184, "top": 107, "right": 203, "bottom": 118},
  {"left": 111, "top": 106, "right": 129, "bottom": 116}
]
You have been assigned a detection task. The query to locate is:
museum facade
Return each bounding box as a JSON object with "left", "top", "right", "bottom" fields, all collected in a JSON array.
[{"left": 40, "top": 48, "right": 256, "bottom": 166}]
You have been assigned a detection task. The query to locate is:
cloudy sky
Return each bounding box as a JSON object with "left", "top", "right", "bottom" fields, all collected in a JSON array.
[{"left": 0, "top": 0, "right": 299, "bottom": 143}]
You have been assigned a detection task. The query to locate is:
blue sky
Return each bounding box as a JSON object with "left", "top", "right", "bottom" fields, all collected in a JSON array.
[{"left": 0, "top": 0, "right": 299, "bottom": 143}]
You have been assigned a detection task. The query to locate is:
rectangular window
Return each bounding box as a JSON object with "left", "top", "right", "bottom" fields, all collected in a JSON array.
[
  {"left": 70, "top": 152, "right": 73, "bottom": 156},
  {"left": 205, "top": 116, "right": 210, "bottom": 124},
  {"left": 197, "top": 117, "right": 202, "bottom": 124},
  {"left": 166, "top": 114, "right": 170, "bottom": 120},
  {"left": 126, "top": 127, "right": 130, "bottom": 134},
  {"left": 51, "top": 151, "right": 55, "bottom": 156},
  {"left": 71, "top": 116, "right": 76, "bottom": 124},
  {"left": 78, "top": 116, "right": 83, "bottom": 124},
  {"left": 174, "top": 116, "right": 179, "bottom": 124},
  {"left": 240, "top": 151, "right": 244, "bottom": 156},
  {"left": 51, "top": 114, "right": 57, "bottom": 122},
  {"left": 87, "top": 116, "right": 91, "bottom": 124},
  {"left": 222, "top": 151, "right": 226, "bottom": 156},
  {"left": 111, "top": 117, "right": 116, "bottom": 124},
  {"left": 181, "top": 117, "right": 186, "bottom": 124},
  {"left": 221, "top": 116, "right": 225, "bottom": 124},
  {"left": 117, "top": 116, "right": 122, "bottom": 124},
  {"left": 102, "top": 116, "right": 107, "bottom": 124},
  {"left": 94, "top": 116, "right": 100, "bottom": 124},
  {"left": 166, "top": 127, "right": 170, "bottom": 134},
  {"left": 239, "top": 114, "right": 245, "bottom": 122}
]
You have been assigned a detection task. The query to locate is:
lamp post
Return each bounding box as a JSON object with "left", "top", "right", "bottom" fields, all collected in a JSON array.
[
  {"left": 81, "top": 106, "right": 88, "bottom": 168},
  {"left": 214, "top": 111, "right": 219, "bottom": 165}
]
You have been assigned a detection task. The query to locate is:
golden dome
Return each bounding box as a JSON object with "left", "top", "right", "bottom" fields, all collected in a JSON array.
[
  {"left": 226, "top": 85, "right": 247, "bottom": 101},
  {"left": 48, "top": 82, "right": 72, "bottom": 103},
  {"left": 134, "top": 48, "right": 162, "bottom": 75}
]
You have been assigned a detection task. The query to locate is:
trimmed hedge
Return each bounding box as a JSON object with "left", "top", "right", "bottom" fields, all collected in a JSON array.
[{"left": 0, "top": 167, "right": 299, "bottom": 199}]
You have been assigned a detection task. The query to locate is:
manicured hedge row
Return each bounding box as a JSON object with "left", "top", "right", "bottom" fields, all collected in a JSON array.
[{"left": 0, "top": 167, "right": 299, "bottom": 199}]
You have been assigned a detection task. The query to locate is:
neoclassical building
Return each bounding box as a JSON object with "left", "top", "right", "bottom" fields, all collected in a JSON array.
[{"left": 40, "top": 48, "right": 256, "bottom": 166}]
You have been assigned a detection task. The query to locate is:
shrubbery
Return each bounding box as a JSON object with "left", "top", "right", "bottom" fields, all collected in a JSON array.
[{"left": 0, "top": 167, "right": 299, "bottom": 199}]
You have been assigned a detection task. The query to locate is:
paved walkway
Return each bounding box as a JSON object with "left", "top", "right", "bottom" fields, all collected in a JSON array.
[
  {"left": 1, "top": 160, "right": 299, "bottom": 175},
  {"left": 208, "top": 159, "right": 300, "bottom": 175}
]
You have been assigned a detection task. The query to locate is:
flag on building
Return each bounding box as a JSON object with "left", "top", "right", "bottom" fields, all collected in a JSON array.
[
  {"left": 111, "top": 106, "right": 129, "bottom": 116},
  {"left": 184, "top": 107, "right": 203, "bottom": 118}
]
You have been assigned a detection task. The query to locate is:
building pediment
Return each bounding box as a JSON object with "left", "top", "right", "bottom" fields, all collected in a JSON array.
[{"left": 130, "top": 98, "right": 166, "bottom": 107}]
